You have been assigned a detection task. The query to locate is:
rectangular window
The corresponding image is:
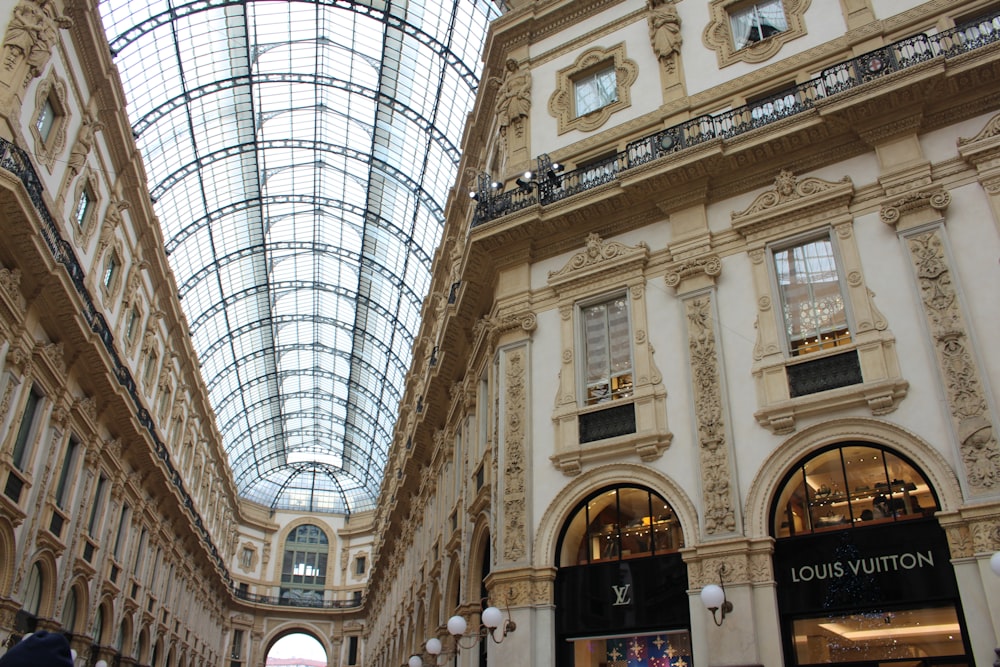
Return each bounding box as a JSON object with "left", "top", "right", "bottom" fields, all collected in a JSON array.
[
  {"left": 730, "top": 0, "right": 788, "bottom": 49},
  {"left": 88, "top": 476, "right": 107, "bottom": 537},
  {"left": 11, "top": 388, "right": 41, "bottom": 470},
  {"left": 103, "top": 252, "right": 119, "bottom": 288},
  {"left": 355, "top": 556, "right": 366, "bottom": 575},
  {"left": 773, "top": 236, "right": 852, "bottom": 356},
  {"left": 125, "top": 307, "right": 141, "bottom": 344},
  {"left": 143, "top": 350, "right": 158, "bottom": 385},
  {"left": 36, "top": 98, "right": 55, "bottom": 142},
  {"left": 75, "top": 188, "right": 92, "bottom": 226},
  {"left": 347, "top": 636, "right": 358, "bottom": 665},
  {"left": 240, "top": 547, "right": 253, "bottom": 568},
  {"left": 574, "top": 64, "right": 617, "bottom": 117},
  {"left": 54, "top": 438, "right": 78, "bottom": 508},
  {"left": 582, "top": 296, "right": 633, "bottom": 405},
  {"left": 133, "top": 528, "right": 147, "bottom": 576},
  {"left": 114, "top": 504, "right": 130, "bottom": 560},
  {"left": 230, "top": 629, "right": 244, "bottom": 660}
]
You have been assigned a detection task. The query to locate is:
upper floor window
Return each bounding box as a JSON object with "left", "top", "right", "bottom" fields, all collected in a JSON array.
[
  {"left": 75, "top": 187, "right": 94, "bottom": 227},
  {"left": 36, "top": 98, "right": 56, "bottom": 142},
  {"left": 54, "top": 438, "right": 79, "bottom": 509},
  {"left": 730, "top": 0, "right": 788, "bottom": 50},
  {"left": 773, "top": 235, "right": 852, "bottom": 357},
  {"left": 11, "top": 388, "right": 42, "bottom": 470},
  {"left": 103, "top": 250, "right": 120, "bottom": 289},
  {"left": 280, "top": 524, "right": 329, "bottom": 602},
  {"left": 354, "top": 555, "right": 366, "bottom": 575},
  {"left": 581, "top": 295, "right": 633, "bottom": 405},
  {"left": 574, "top": 64, "right": 617, "bottom": 117}
]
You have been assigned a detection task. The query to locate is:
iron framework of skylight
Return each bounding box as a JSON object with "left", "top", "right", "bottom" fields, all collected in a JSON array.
[{"left": 99, "top": 0, "right": 500, "bottom": 513}]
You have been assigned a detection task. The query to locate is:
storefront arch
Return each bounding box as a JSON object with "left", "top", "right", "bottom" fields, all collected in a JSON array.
[
  {"left": 545, "top": 469, "right": 698, "bottom": 667},
  {"left": 757, "top": 422, "right": 974, "bottom": 666},
  {"left": 744, "top": 417, "right": 963, "bottom": 538}
]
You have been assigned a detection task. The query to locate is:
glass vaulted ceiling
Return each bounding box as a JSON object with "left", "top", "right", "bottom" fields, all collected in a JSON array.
[{"left": 99, "top": 0, "right": 501, "bottom": 513}]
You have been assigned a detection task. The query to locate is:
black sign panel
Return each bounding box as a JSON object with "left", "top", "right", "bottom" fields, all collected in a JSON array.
[
  {"left": 773, "top": 519, "right": 958, "bottom": 615},
  {"left": 555, "top": 553, "right": 690, "bottom": 638}
]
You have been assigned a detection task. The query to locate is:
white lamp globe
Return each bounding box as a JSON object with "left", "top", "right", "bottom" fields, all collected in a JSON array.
[
  {"left": 991, "top": 551, "right": 1000, "bottom": 577},
  {"left": 425, "top": 637, "right": 442, "bottom": 655},
  {"left": 447, "top": 614, "right": 467, "bottom": 636},
  {"left": 481, "top": 606, "right": 503, "bottom": 629},
  {"left": 700, "top": 583, "right": 726, "bottom": 610},
  {"left": 95, "top": 660, "right": 108, "bottom": 667},
  {"left": 408, "top": 655, "right": 423, "bottom": 667}
]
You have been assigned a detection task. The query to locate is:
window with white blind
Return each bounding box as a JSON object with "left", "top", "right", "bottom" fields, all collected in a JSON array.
[{"left": 582, "top": 296, "right": 634, "bottom": 406}]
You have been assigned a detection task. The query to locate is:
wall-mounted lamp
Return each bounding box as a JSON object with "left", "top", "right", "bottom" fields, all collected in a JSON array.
[
  {"left": 990, "top": 551, "right": 1000, "bottom": 577},
  {"left": 469, "top": 173, "right": 504, "bottom": 200},
  {"left": 515, "top": 171, "right": 534, "bottom": 190},
  {"left": 700, "top": 567, "right": 733, "bottom": 627},
  {"left": 409, "top": 601, "right": 517, "bottom": 666}
]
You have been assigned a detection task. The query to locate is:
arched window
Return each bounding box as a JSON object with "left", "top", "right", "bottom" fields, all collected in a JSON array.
[
  {"left": 771, "top": 442, "right": 938, "bottom": 537},
  {"left": 23, "top": 563, "right": 42, "bottom": 617},
  {"left": 770, "top": 443, "right": 971, "bottom": 666},
  {"left": 279, "top": 524, "right": 329, "bottom": 603},
  {"left": 557, "top": 486, "right": 683, "bottom": 567},
  {"left": 60, "top": 586, "right": 77, "bottom": 632}
]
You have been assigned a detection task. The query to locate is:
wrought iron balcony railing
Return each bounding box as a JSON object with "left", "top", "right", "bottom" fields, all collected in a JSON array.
[{"left": 472, "top": 12, "right": 1000, "bottom": 227}]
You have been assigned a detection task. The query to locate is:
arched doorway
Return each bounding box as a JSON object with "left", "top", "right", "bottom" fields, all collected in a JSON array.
[
  {"left": 266, "top": 632, "right": 327, "bottom": 667},
  {"left": 554, "top": 485, "right": 691, "bottom": 666},
  {"left": 771, "top": 442, "right": 973, "bottom": 665}
]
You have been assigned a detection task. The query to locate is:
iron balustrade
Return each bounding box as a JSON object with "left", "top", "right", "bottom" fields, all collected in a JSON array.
[
  {"left": 472, "top": 12, "right": 1000, "bottom": 227},
  {"left": 231, "top": 586, "right": 363, "bottom": 609}
]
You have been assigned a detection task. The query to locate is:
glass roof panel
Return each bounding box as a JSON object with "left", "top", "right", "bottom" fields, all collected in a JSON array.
[{"left": 101, "top": 0, "right": 500, "bottom": 513}]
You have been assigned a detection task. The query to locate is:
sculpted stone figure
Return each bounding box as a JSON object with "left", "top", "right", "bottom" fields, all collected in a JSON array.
[
  {"left": 648, "top": 0, "right": 682, "bottom": 73},
  {"left": 1, "top": 0, "right": 71, "bottom": 78},
  {"left": 494, "top": 58, "right": 531, "bottom": 137}
]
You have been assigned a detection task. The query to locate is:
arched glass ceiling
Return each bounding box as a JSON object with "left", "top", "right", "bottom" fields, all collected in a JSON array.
[{"left": 99, "top": 0, "right": 501, "bottom": 514}]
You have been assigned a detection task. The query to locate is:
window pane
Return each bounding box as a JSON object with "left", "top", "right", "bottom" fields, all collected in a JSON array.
[
  {"left": 774, "top": 237, "right": 851, "bottom": 356},
  {"left": 575, "top": 66, "right": 617, "bottom": 116},
  {"left": 37, "top": 99, "right": 55, "bottom": 141},
  {"left": 618, "top": 488, "right": 651, "bottom": 559},
  {"left": 792, "top": 606, "right": 964, "bottom": 664},
  {"left": 731, "top": 0, "right": 788, "bottom": 50}
]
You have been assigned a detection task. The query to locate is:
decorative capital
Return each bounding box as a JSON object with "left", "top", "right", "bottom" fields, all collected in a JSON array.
[
  {"left": 880, "top": 188, "right": 950, "bottom": 228},
  {"left": 664, "top": 254, "right": 722, "bottom": 289}
]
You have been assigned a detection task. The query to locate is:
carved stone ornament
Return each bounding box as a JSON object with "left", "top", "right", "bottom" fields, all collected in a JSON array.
[
  {"left": 664, "top": 255, "right": 722, "bottom": 289},
  {"left": 0, "top": 268, "right": 26, "bottom": 313},
  {"left": 732, "top": 170, "right": 854, "bottom": 240},
  {"left": 880, "top": 188, "right": 951, "bottom": 228},
  {"left": 548, "top": 233, "right": 649, "bottom": 288},
  {"left": 502, "top": 347, "right": 528, "bottom": 564},
  {"left": 1, "top": 0, "right": 72, "bottom": 81},
  {"left": 40, "top": 340, "right": 66, "bottom": 373},
  {"left": 905, "top": 228, "right": 999, "bottom": 493},
  {"left": 685, "top": 295, "right": 736, "bottom": 535},
  {"left": 648, "top": 0, "right": 682, "bottom": 73}
]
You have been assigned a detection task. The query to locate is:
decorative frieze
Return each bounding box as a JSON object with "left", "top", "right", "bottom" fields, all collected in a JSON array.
[
  {"left": 685, "top": 294, "right": 737, "bottom": 536},
  {"left": 902, "top": 226, "right": 999, "bottom": 494},
  {"left": 501, "top": 347, "right": 527, "bottom": 564}
]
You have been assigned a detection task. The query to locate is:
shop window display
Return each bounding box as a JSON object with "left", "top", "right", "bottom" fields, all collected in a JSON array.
[{"left": 772, "top": 444, "right": 937, "bottom": 538}]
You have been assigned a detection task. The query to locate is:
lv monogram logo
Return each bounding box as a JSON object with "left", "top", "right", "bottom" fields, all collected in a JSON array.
[{"left": 611, "top": 583, "right": 631, "bottom": 606}]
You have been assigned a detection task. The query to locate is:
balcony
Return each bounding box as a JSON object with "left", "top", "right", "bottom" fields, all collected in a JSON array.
[{"left": 471, "top": 12, "right": 1000, "bottom": 227}]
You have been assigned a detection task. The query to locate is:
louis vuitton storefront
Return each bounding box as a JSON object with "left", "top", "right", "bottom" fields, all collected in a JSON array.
[
  {"left": 554, "top": 485, "right": 693, "bottom": 667},
  {"left": 771, "top": 443, "right": 974, "bottom": 666}
]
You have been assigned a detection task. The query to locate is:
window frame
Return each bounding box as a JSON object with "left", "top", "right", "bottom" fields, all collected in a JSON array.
[
  {"left": 768, "top": 230, "right": 855, "bottom": 359},
  {"left": 705, "top": 0, "right": 809, "bottom": 67},
  {"left": 572, "top": 62, "right": 618, "bottom": 117},
  {"left": 732, "top": 170, "right": 906, "bottom": 433},
  {"left": 29, "top": 71, "right": 69, "bottom": 170},
  {"left": 548, "top": 233, "right": 671, "bottom": 474},
  {"left": 729, "top": 0, "right": 789, "bottom": 50},
  {"left": 548, "top": 43, "right": 638, "bottom": 134}
]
